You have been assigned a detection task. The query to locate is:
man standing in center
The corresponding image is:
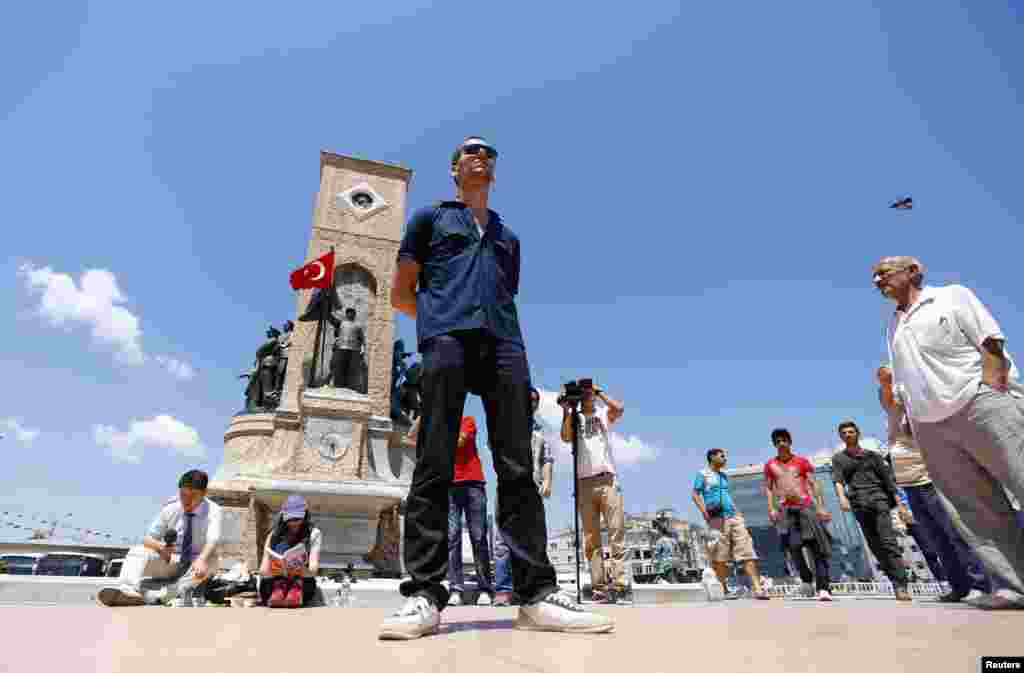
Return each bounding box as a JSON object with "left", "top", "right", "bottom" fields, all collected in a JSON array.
[
  {"left": 560, "top": 380, "right": 627, "bottom": 603},
  {"left": 385, "top": 136, "right": 613, "bottom": 639}
]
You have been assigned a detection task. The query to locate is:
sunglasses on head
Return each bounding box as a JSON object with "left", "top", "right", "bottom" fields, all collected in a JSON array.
[{"left": 461, "top": 144, "right": 498, "bottom": 160}]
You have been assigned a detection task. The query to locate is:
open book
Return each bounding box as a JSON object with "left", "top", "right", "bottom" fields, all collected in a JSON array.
[{"left": 267, "top": 542, "right": 308, "bottom": 577}]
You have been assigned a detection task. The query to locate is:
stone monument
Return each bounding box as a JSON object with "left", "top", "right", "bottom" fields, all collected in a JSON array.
[{"left": 208, "top": 152, "right": 416, "bottom": 576}]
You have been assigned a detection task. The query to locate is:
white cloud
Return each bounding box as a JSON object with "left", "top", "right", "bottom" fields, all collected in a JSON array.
[
  {"left": 20, "top": 263, "right": 144, "bottom": 365},
  {"left": 18, "top": 263, "right": 196, "bottom": 379},
  {"left": 2, "top": 418, "right": 40, "bottom": 446},
  {"left": 155, "top": 356, "right": 196, "bottom": 381},
  {"left": 93, "top": 415, "right": 205, "bottom": 463},
  {"left": 534, "top": 389, "right": 660, "bottom": 466}
]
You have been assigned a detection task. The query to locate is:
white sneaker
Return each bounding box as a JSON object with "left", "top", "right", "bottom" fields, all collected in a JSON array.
[
  {"left": 973, "top": 589, "right": 1024, "bottom": 610},
  {"left": 96, "top": 585, "right": 145, "bottom": 607},
  {"left": 800, "top": 582, "right": 815, "bottom": 598},
  {"left": 447, "top": 592, "right": 463, "bottom": 606},
  {"left": 143, "top": 587, "right": 170, "bottom": 606},
  {"left": 476, "top": 593, "right": 492, "bottom": 606},
  {"left": 515, "top": 591, "right": 615, "bottom": 634},
  {"left": 379, "top": 596, "right": 441, "bottom": 640},
  {"left": 963, "top": 589, "right": 985, "bottom": 605},
  {"left": 817, "top": 590, "right": 833, "bottom": 602}
]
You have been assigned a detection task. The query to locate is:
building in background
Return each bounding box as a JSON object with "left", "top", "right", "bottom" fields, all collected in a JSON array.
[{"left": 546, "top": 509, "right": 711, "bottom": 588}]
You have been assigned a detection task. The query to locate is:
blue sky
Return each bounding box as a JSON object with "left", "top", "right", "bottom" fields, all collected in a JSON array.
[{"left": 3, "top": 2, "right": 1022, "bottom": 543}]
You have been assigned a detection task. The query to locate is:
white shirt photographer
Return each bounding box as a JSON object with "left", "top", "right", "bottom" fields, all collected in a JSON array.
[{"left": 576, "top": 406, "right": 618, "bottom": 480}]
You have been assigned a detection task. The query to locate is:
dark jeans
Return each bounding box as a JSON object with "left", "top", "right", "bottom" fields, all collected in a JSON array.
[
  {"left": 400, "top": 330, "right": 558, "bottom": 610},
  {"left": 853, "top": 504, "right": 909, "bottom": 586},
  {"left": 448, "top": 482, "right": 494, "bottom": 594},
  {"left": 493, "top": 523, "right": 514, "bottom": 593},
  {"left": 904, "top": 483, "right": 989, "bottom": 595},
  {"left": 781, "top": 533, "right": 831, "bottom": 592},
  {"left": 906, "top": 523, "right": 946, "bottom": 583}
]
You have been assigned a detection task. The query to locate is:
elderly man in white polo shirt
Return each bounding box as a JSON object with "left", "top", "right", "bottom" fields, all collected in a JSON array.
[
  {"left": 873, "top": 256, "right": 1024, "bottom": 609},
  {"left": 97, "top": 469, "right": 223, "bottom": 607}
]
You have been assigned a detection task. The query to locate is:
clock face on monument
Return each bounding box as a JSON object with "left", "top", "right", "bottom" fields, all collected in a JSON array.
[
  {"left": 305, "top": 418, "right": 354, "bottom": 463},
  {"left": 319, "top": 432, "right": 348, "bottom": 462}
]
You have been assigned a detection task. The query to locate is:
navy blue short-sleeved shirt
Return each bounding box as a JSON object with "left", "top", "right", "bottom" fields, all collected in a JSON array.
[{"left": 397, "top": 201, "right": 523, "bottom": 348}]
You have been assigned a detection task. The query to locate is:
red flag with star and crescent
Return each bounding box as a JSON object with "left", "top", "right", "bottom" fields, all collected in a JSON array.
[{"left": 290, "top": 251, "right": 334, "bottom": 290}]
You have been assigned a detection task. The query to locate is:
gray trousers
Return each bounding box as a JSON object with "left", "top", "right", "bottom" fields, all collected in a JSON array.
[
  {"left": 914, "top": 384, "right": 1024, "bottom": 594},
  {"left": 118, "top": 546, "right": 210, "bottom": 604}
]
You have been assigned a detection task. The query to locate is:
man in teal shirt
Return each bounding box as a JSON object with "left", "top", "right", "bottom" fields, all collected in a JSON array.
[{"left": 692, "top": 449, "right": 769, "bottom": 600}]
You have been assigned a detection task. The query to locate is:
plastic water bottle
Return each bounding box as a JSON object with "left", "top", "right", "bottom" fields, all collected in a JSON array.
[
  {"left": 702, "top": 567, "right": 724, "bottom": 602},
  {"left": 341, "top": 575, "right": 353, "bottom": 607}
]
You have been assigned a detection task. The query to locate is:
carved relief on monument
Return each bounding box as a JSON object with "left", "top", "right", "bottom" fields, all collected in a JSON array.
[
  {"left": 289, "top": 416, "right": 364, "bottom": 480},
  {"left": 304, "top": 417, "right": 355, "bottom": 464},
  {"left": 335, "top": 181, "right": 390, "bottom": 223}
]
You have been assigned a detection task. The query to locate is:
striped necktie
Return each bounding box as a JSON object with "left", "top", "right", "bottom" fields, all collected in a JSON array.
[{"left": 180, "top": 513, "right": 195, "bottom": 569}]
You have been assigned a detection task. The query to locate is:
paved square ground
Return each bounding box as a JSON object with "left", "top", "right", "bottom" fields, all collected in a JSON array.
[{"left": 1, "top": 600, "right": 1017, "bottom": 673}]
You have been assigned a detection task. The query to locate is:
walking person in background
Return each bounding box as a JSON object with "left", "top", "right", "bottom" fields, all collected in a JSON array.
[
  {"left": 764, "top": 429, "right": 834, "bottom": 601},
  {"left": 873, "top": 255, "right": 1024, "bottom": 609},
  {"left": 692, "top": 448, "right": 770, "bottom": 600},
  {"left": 832, "top": 421, "right": 912, "bottom": 601},
  {"left": 878, "top": 364, "right": 990, "bottom": 604}
]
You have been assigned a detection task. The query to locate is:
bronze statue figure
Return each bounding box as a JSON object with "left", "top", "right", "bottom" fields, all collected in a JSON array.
[{"left": 239, "top": 325, "right": 286, "bottom": 413}]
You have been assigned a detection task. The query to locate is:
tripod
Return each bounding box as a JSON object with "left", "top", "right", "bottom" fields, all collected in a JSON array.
[{"left": 567, "top": 399, "right": 584, "bottom": 604}]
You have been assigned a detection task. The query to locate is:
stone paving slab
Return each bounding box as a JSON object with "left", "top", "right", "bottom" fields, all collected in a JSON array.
[{"left": 1, "top": 601, "right": 1018, "bottom": 673}]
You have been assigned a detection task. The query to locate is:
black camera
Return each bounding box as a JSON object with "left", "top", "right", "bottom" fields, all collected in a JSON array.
[{"left": 557, "top": 378, "right": 593, "bottom": 407}]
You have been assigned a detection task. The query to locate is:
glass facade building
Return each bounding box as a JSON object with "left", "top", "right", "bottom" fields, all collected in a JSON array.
[{"left": 726, "top": 458, "right": 874, "bottom": 581}]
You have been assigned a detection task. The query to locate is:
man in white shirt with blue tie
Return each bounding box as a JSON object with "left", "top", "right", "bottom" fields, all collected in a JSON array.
[{"left": 97, "top": 469, "right": 223, "bottom": 607}]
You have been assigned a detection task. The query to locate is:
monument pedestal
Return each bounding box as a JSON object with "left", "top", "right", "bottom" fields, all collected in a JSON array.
[
  {"left": 209, "top": 401, "right": 413, "bottom": 575},
  {"left": 210, "top": 151, "right": 414, "bottom": 577}
]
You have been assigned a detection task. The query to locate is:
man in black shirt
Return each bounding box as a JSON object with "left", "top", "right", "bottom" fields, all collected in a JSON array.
[{"left": 831, "top": 420, "right": 911, "bottom": 601}]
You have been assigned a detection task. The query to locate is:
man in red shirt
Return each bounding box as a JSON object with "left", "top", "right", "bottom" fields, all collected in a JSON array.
[
  {"left": 764, "top": 428, "right": 835, "bottom": 601},
  {"left": 447, "top": 416, "right": 494, "bottom": 605},
  {"left": 405, "top": 416, "right": 495, "bottom": 605}
]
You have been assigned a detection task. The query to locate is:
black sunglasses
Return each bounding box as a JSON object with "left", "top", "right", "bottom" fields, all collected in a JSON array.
[{"left": 461, "top": 144, "right": 498, "bottom": 160}]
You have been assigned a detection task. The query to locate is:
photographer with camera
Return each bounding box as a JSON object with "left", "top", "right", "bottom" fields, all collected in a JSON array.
[
  {"left": 384, "top": 136, "right": 613, "bottom": 640},
  {"left": 559, "top": 379, "right": 627, "bottom": 603}
]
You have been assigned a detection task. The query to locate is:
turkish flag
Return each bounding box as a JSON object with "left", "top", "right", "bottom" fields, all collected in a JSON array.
[{"left": 290, "top": 251, "right": 334, "bottom": 290}]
